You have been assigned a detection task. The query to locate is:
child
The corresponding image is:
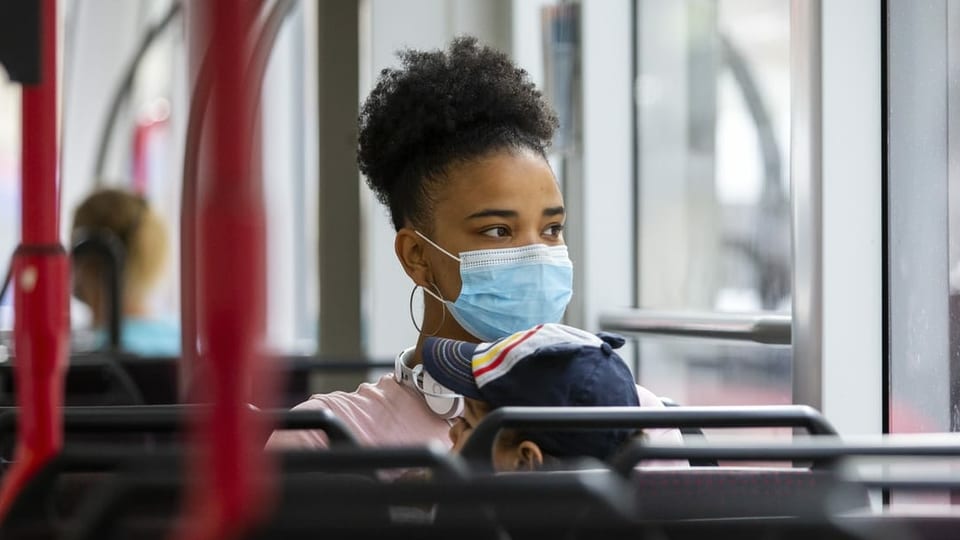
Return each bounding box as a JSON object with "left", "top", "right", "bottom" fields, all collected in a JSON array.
[{"left": 422, "top": 323, "right": 643, "bottom": 471}]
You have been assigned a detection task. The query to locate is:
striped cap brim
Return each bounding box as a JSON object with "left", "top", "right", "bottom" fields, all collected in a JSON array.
[{"left": 422, "top": 336, "right": 483, "bottom": 399}]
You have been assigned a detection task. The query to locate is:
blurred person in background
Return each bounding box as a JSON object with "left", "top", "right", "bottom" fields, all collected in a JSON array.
[{"left": 72, "top": 188, "right": 180, "bottom": 356}]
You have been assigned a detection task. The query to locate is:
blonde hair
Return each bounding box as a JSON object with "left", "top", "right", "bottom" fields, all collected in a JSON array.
[{"left": 72, "top": 189, "right": 169, "bottom": 302}]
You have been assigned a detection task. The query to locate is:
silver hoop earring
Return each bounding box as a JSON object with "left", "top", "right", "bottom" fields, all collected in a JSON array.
[{"left": 409, "top": 284, "right": 445, "bottom": 337}]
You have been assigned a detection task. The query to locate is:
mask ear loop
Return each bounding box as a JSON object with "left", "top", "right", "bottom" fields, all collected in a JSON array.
[{"left": 409, "top": 283, "right": 445, "bottom": 337}]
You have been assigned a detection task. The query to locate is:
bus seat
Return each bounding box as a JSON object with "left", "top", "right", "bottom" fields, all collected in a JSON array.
[{"left": 628, "top": 466, "right": 870, "bottom": 520}]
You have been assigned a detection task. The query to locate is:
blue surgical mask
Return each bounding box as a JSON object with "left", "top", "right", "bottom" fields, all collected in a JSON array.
[{"left": 415, "top": 231, "right": 574, "bottom": 341}]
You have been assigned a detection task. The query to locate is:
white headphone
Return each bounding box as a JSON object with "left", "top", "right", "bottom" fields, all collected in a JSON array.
[{"left": 395, "top": 348, "right": 464, "bottom": 420}]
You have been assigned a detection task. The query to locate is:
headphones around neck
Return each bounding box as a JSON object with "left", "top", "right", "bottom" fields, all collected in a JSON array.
[{"left": 395, "top": 348, "right": 464, "bottom": 420}]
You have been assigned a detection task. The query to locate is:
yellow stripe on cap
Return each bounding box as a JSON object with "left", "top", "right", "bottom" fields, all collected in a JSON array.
[{"left": 471, "top": 328, "right": 537, "bottom": 372}]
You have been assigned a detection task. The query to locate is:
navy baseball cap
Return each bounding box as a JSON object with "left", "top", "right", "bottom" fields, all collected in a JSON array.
[{"left": 423, "top": 323, "right": 640, "bottom": 461}]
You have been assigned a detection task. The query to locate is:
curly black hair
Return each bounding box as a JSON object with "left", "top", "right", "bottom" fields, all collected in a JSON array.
[{"left": 358, "top": 36, "right": 559, "bottom": 232}]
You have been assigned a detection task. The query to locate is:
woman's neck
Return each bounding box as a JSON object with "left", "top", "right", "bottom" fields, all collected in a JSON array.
[{"left": 411, "top": 304, "right": 479, "bottom": 366}]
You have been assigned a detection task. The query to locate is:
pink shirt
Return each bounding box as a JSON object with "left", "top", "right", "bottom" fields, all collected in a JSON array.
[
  {"left": 268, "top": 350, "right": 685, "bottom": 456},
  {"left": 267, "top": 372, "right": 453, "bottom": 450}
]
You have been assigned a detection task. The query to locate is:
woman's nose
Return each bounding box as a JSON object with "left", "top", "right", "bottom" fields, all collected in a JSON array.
[{"left": 514, "top": 229, "right": 542, "bottom": 247}]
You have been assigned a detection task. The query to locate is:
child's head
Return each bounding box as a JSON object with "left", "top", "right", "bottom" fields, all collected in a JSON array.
[{"left": 423, "top": 323, "right": 640, "bottom": 471}]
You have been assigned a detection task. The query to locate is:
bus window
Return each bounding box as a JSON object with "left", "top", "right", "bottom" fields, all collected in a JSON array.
[{"left": 632, "top": 0, "right": 791, "bottom": 422}]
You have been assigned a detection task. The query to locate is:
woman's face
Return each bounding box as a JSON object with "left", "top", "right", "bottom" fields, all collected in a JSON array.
[{"left": 424, "top": 148, "right": 565, "bottom": 304}]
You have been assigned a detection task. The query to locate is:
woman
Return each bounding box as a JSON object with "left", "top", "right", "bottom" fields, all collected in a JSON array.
[
  {"left": 72, "top": 188, "right": 180, "bottom": 356},
  {"left": 269, "top": 37, "right": 681, "bottom": 451}
]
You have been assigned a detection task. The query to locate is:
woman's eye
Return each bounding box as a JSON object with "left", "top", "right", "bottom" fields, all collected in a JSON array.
[
  {"left": 544, "top": 224, "right": 564, "bottom": 238},
  {"left": 481, "top": 226, "right": 510, "bottom": 238}
]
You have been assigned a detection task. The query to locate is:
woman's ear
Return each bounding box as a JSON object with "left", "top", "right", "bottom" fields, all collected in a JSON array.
[
  {"left": 515, "top": 441, "right": 544, "bottom": 471},
  {"left": 395, "top": 227, "right": 432, "bottom": 287}
]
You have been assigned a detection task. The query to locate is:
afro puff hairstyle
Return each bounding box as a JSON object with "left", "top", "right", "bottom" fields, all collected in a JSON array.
[{"left": 358, "top": 36, "right": 559, "bottom": 232}]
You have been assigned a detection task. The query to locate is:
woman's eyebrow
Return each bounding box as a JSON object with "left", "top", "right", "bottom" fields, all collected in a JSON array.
[
  {"left": 465, "top": 209, "right": 518, "bottom": 220},
  {"left": 465, "top": 207, "right": 565, "bottom": 220}
]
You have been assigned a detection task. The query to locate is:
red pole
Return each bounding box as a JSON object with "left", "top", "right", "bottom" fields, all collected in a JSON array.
[
  {"left": 0, "top": 0, "right": 68, "bottom": 518},
  {"left": 177, "top": 0, "right": 272, "bottom": 537},
  {"left": 19, "top": 1, "right": 59, "bottom": 246}
]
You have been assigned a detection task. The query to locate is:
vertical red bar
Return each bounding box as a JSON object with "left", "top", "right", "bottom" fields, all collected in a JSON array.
[
  {"left": 178, "top": 0, "right": 272, "bottom": 538},
  {"left": 20, "top": 0, "right": 58, "bottom": 245},
  {"left": 0, "top": 0, "right": 68, "bottom": 518}
]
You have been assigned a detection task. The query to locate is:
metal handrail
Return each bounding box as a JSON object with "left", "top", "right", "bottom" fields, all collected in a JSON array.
[
  {"left": 0, "top": 406, "right": 359, "bottom": 446},
  {"left": 599, "top": 309, "right": 791, "bottom": 345},
  {"left": 611, "top": 437, "right": 960, "bottom": 478},
  {"left": 460, "top": 405, "right": 836, "bottom": 471}
]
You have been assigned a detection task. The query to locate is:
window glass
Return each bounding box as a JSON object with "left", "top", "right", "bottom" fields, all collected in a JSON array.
[
  {"left": 261, "top": 3, "right": 319, "bottom": 353},
  {"left": 0, "top": 75, "right": 20, "bottom": 331},
  {"left": 58, "top": 2, "right": 320, "bottom": 354},
  {"left": 888, "top": 0, "right": 960, "bottom": 435},
  {"left": 634, "top": 0, "right": 791, "bottom": 409},
  {"left": 885, "top": 2, "right": 959, "bottom": 507}
]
